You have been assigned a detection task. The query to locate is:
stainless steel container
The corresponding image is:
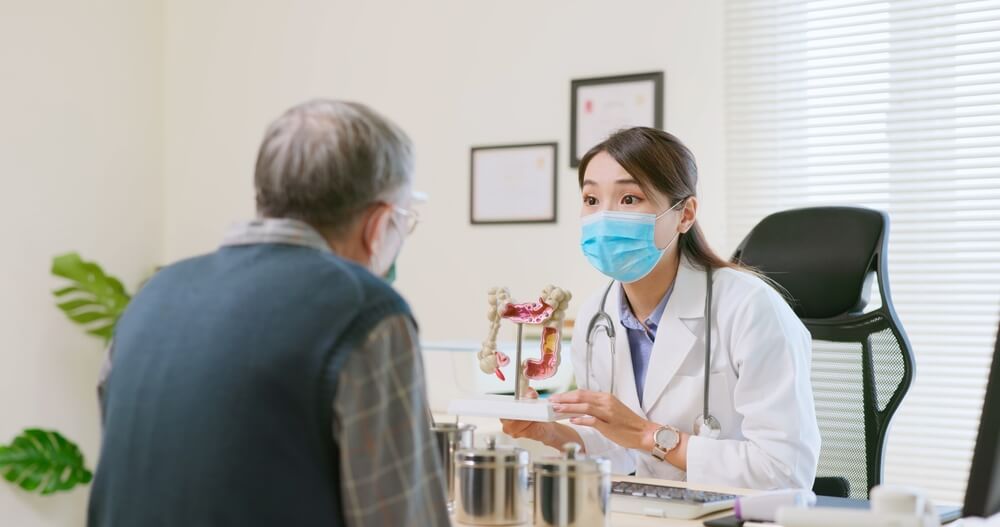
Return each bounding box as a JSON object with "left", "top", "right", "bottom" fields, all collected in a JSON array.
[
  {"left": 432, "top": 422, "right": 475, "bottom": 510},
  {"left": 533, "top": 443, "right": 611, "bottom": 527},
  {"left": 454, "top": 437, "right": 530, "bottom": 525}
]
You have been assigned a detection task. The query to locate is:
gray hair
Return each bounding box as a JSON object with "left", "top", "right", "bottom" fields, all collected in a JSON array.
[{"left": 254, "top": 99, "right": 413, "bottom": 235}]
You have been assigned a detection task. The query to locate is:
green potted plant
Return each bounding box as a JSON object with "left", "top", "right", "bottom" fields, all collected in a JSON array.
[{"left": 0, "top": 253, "right": 131, "bottom": 495}]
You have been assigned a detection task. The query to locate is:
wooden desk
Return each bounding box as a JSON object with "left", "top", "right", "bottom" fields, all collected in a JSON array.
[{"left": 452, "top": 475, "right": 757, "bottom": 527}]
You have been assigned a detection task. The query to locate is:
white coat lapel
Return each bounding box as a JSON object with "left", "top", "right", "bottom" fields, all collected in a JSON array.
[
  {"left": 605, "top": 282, "right": 642, "bottom": 414},
  {"left": 641, "top": 260, "right": 707, "bottom": 411}
]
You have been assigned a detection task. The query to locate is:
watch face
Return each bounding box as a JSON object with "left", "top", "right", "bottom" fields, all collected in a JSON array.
[{"left": 655, "top": 427, "right": 678, "bottom": 449}]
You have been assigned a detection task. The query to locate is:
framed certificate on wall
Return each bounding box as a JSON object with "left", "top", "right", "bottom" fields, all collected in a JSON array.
[
  {"left": 470, "top": 143, "right": 558, "bottom": 225},
  {"left": 570, "top": 71, "right": 664, "bottom": 167}
]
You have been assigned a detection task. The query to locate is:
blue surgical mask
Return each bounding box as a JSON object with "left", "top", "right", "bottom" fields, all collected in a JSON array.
[{"left": 580, "top": 202, "right": 683, "bottom": 283}]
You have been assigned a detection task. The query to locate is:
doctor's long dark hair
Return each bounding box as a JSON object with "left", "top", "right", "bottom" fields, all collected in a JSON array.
[{"left": 578, "top": 127, "right": 741, "bottom": 273}]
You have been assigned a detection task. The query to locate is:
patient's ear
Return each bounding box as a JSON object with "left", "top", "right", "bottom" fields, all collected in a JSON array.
[{"left": 361, "top": 203, "right": 393, "bottom": 258}]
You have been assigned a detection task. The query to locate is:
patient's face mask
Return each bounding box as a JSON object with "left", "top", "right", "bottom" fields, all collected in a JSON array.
[{"left": 580, "top": 200, "right": 684, "bottom": 283}]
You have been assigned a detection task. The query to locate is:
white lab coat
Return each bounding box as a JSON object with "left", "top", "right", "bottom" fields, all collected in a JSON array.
[{"left": 569, "top": 258, "right": 821, "bottom": 490}]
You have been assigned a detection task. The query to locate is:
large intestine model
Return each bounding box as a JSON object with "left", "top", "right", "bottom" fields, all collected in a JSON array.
[{"left": 477, "top": 285, "right": 572, "bottom": 396}]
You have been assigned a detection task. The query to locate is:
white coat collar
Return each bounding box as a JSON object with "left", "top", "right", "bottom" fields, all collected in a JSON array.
[
  {"left": 639, "top": 258, "right": 709, "bottom": 411},
  {"left": 671, "top": 257, "right": 709, "bottom": 320}
]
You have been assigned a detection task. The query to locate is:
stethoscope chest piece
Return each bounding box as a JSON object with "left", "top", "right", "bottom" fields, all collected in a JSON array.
[{"left": 694, "top": 414, "right": 722, "bottom": 439}]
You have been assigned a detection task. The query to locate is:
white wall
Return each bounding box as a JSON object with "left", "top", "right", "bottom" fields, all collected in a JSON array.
[
  {"left": 161, "top": 0, "right": 727, "bottom": 342},
  {"left": 0, "top": 1, "right": 163, "bottom": 525}
]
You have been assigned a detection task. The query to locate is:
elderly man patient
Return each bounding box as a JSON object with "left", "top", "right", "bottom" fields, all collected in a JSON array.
[{"left": 87, "top": 100, "right": 448, "bottom": 527}]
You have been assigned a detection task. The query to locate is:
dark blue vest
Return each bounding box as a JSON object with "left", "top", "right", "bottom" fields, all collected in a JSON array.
[{"left": 88, "top": 243, "right": 412, "bottom": 527}]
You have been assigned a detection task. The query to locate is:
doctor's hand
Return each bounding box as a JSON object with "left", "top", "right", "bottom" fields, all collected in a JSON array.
[
  {"left": 500, "top": 388, "right": 585, "bottom": 450},
  {"left": 549, "top": 390, "right": 664, "bottom": 453}
]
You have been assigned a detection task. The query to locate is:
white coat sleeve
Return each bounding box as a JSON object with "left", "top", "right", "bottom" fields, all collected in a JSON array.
[
  {"left": 566, "top": 320, "right": 638, "bottom": 475},
  {"left": 685, "top": 287, "right": 821, "bottom": 490}
]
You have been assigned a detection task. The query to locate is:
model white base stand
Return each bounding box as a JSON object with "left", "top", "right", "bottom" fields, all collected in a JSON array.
[{"left": 447, "top": 395, "right": 572, "bottom": 422}]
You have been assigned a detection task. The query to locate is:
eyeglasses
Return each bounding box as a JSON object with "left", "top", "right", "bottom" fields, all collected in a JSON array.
[{"left": 392, "top": 206, "right": 420, "bottom": 234}]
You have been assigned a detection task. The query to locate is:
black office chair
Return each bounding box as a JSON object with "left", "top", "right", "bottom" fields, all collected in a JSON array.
[{"left": 731, "top": 207, "right": 915, "bottom": 499}]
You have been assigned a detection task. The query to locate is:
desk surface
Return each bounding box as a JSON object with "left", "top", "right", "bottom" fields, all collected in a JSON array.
[{"left": 452, "top": 475, "right": 757, "bottom": 527}]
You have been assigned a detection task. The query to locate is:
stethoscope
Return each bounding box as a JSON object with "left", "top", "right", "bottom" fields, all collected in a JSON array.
[{"left": 584, "top": 268, "right": 722, "bottom": 439}]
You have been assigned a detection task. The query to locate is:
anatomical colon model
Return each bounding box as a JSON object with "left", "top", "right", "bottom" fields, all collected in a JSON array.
[{"left": 478, "top": 285, "right": 572, "bottom": 394}]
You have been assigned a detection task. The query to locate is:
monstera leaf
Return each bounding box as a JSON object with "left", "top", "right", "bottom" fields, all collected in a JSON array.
[
  {"left": 51, "top": 252, "right": 131, "bottom": 343},
  {"left": 0, "top": 429, "right": 93, "bottom": 495}
]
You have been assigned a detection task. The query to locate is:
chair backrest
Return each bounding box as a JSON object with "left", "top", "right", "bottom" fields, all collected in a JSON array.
[{"left": 732, "top": 207, "right": 915, "bottom": 499}]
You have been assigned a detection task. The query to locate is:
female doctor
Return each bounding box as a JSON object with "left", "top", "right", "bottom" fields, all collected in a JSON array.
[{"left": 502, "top": 127, "right": 821, "bottom": 490}]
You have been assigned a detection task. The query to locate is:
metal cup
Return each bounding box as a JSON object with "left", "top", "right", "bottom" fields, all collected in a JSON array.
[
  {"left": 533, "top": 443, "right": 611, "bottom": 527},
  {"left": 432, "top": 422, "right": 475, "bottom": 510},
  {"left": 454, "top": 437, "right": 531, "bottom": 525}
]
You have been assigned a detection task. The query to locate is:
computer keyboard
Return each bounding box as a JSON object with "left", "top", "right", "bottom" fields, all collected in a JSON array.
[{"left": 610, "top": 480, "right": 739, "bottom": 520}]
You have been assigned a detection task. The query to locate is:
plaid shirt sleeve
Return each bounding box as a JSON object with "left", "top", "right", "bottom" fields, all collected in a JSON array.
[{"left": 332, "top": 314, "right": 450, "bottom": 527}]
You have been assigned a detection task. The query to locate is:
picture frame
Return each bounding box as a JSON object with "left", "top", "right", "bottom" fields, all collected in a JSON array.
[
  {"left": 470, "top": 142, "right": 558, "bottom": 225},
  {"left": 570, "top": 71, "right": 664, "bottom": 167}
]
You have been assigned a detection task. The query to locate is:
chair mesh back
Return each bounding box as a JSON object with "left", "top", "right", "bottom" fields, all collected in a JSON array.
[
  {"left": 809, "top": 314, "right": 909, "bottom": 499},
  {"left": 869, "top": 325, "right": 908, "bottom": 413},
  {"left": 811, "top": 339, "right": 867, "bottom": 498}
]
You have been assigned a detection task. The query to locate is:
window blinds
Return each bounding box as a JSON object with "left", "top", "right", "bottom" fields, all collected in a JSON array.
[{"left": 725, "top": 0, "right": 1000, "bottom": 504}]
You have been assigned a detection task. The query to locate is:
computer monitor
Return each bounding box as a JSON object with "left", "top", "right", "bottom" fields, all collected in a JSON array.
[{"left": 964, "top": 318, "right": 1000, "bottom": 517}]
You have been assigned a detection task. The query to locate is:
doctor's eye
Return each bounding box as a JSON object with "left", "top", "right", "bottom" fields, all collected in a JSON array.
[
  {"left": 622, "top": 195, "right": 643, "bottom": 205},
  {"left": 583, "top": 196, "right": 598, "bottom": 206}
]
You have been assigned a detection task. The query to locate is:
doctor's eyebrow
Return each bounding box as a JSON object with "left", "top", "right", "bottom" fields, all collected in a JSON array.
[{"left": 581, "top": 178, "right": 642, "bottom": 187}]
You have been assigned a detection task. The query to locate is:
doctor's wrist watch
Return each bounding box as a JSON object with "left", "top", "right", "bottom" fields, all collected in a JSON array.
[{"left": 651, "top": 425, "right": 681, "bottom": 461}]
